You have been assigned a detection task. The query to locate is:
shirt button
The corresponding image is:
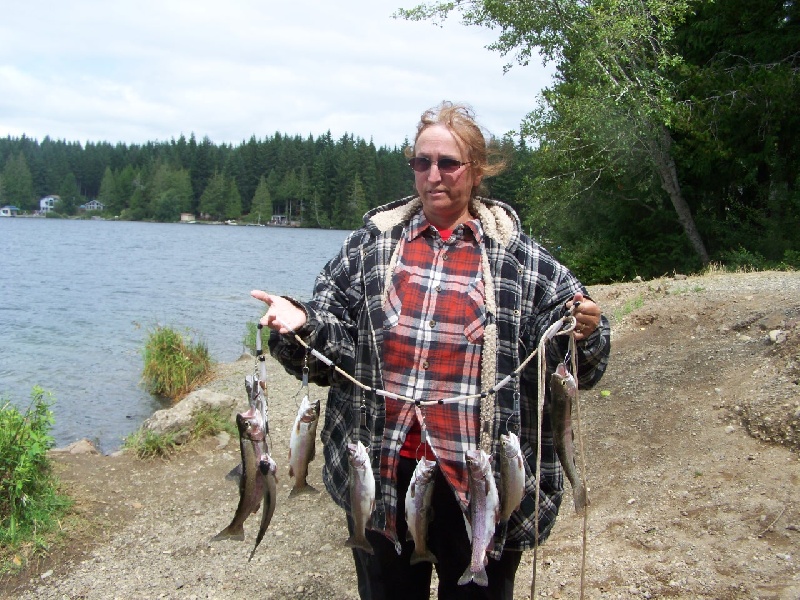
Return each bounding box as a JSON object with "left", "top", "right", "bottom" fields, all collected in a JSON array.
[
  {"left": 429, "top": 320, "right": 437, "bottom": 328},
  {"left": 442, "top": 253, "right": 448, "bottom": 261},
  {"left": 422, "top": 360, "right": 430, "bottom": 369},
  {"left": 435, "top": 285, "right": 442, "bottom": 293}
]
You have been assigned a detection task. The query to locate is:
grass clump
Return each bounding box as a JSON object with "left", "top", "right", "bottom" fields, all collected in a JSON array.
[
  {"left": 142, "top": 325, "right": 211, "bottom": 400},
  {"left": 190, "top": 406, "right": 237, "bottom": 440},
  {"left": 122, "top": 429, "right": 178, "bottom": 460},
  {"left": 123, "top": 406, "right": 236, "bottom": 460},
  {"left": 612, "top": 294, "right": 644, "bottom": 324},
  {"left": 0, "top": 388, "right": 72, "bottom": 568}
]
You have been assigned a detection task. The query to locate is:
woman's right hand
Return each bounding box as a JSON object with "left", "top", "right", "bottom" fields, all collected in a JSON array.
[{"left": 250, "top": 290, "right": 307, "bottom": 334}]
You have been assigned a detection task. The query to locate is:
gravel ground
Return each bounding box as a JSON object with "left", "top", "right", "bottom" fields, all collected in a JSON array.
[{"left": 2, "top": 270, "right": 799, "bottom": 599}]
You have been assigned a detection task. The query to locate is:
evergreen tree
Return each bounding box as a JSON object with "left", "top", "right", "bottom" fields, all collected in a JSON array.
[
  {"left": 199, "top": 171, "right": 227, "bottom": 220},
  {"left": 250, "top": 176, "right": 273, "bottom": 223},
  {"left": 56, "top": 172, "right": 82, "bottom": 215},
  {"left": 2, "top": 152, "right": 35, "bottom": 210},
  {"left": 97, "top": 167, "right": 120, "bottom": 214}
]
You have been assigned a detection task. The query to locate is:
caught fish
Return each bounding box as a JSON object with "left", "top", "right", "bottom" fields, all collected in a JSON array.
[
  {"left": 458, "top": 449, "right": 500, "bottom": 587},
  {"left": 404, "top": 457, "right": 438, "bottom": 565},
  {"left": 550, "top": 362, "right": 588, "bottom": 513},
  {"left": 344, "top": 440, "right": 376, "bottom": 555},
  {"left": 249, "top": 454, "right": 278, "bottom": 561},
  {"left": 212, "top": 408, "right": 269, "bottom": 541},
  {"left": 288, "top": 394, "right": 320, "bottom": 496},
  {"left": 498, "top": 432, "right": 525, "bottom": 522}
]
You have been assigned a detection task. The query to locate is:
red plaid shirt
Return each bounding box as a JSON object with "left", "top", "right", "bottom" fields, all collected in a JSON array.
[{"left": 381, "top": 214, "right": 485, "bottom": 523}]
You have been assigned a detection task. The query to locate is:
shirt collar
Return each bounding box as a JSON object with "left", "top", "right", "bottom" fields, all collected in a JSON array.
[{"left": 406, "top": 208, "right": 485, "bottom": 244}]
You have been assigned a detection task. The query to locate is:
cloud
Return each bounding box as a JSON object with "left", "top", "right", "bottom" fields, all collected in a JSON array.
[{"left": 0, "top": 0, "right": 554, "bottom": 147}]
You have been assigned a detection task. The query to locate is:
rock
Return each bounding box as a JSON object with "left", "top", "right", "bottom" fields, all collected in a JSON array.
[
  {"left": 142, "top": 389, "right": 240, "bottom": 441},
  {"left": 768, "top": 329, "right": 787, "bottom": 344},
  {"left": 51, "top": 438, "right": 100, "bottom": 455}
]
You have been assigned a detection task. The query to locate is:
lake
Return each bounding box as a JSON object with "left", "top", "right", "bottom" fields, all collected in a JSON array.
[{"left": 0, "top": 218, "right": 349, "bottom": 452}]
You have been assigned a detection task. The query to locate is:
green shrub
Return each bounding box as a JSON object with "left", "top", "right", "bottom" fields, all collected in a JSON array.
[
  {"left": 0, "top": 388, "right": 71, "bottom": 557},
  {"left": 141, "top": 325, "right": 211, "bottom": 400},
  {"left": 190, "top": 406, "right": 237, "bottom": 440},
  {"left": 122, "top": 407, "right": 235, "bottom": 460},
  {"left": 122, "top": 429, "right": 178, "bottom": 459}
]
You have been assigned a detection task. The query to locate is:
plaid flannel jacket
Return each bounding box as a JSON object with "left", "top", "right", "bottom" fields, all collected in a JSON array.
[{"left": 269, "top": 196, "right": 610, "bottom": 553}]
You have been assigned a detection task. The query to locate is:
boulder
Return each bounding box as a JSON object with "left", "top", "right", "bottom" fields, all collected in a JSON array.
[
  {"left": 50, "top": 438, "right": 101, "bottom": 455},
  {"left": 142, "top": 389, "right": 240, "bottom": 444}
]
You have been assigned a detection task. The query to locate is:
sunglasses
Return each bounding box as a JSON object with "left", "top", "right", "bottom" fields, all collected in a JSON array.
[{"left": 408, "top": 157, "right": 473, "bottom": 173}]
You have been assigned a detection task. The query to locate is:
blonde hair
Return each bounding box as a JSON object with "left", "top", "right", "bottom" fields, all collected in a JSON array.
[{"left": 406, "top": 101, "right": 507, "bottom": 191}]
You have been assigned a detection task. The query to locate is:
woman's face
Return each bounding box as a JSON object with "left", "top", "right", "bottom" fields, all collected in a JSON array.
[{"left": 413, "top": 124, "right": 482, "bottom": 230}]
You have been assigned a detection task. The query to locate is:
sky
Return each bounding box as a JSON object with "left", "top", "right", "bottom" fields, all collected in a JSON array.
[{"left": 0, "top": 1, "right": 554, "bottom": 149}]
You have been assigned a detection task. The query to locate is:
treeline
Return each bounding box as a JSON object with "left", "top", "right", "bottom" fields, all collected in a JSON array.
[
  {"left": 400, "top": 0, "right": 800, "bottom": 282},
  {"left": 3, "top": 2, "right": 799, "bottom": 284},
  {"left": 0, "top": 131, "right": 527, "bottom": 230}
]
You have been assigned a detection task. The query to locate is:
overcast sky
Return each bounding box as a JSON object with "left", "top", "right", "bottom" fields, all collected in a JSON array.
[{"left": 0, "top": 1, "right": 554, "bottom": 148}]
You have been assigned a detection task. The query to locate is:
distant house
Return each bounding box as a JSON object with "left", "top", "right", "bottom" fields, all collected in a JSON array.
[
  {"left": 39, "top": 195, "right": 60, "bottom": 213},
  {"left": 180, "top": 213, "right": 196, "bottom": 222},
  {"left": 0, "top": 205, "right": 20, "bottom": 217},
  {"left": 82, "top": 199, "right": 105, "bottom": 212}
]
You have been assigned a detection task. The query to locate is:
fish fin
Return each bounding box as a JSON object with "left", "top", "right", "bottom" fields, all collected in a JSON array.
[
  {"left": 344, "top": 535, "right": 375, "bottom": 555},
  {"left": 472, "top": 567, "right": 489, "bottom": 587},
  {"left": 409, "top": 550, "right": 437, "bottom": 565},
  {"left": 457, "top": 567, "right": 474, "bottom": 586},
  {"left": 288, "top": 484, "right": 319, "bottom": 497},
  {"left": 573, "top": 484, "right": 588, "bottom": 513},
  {"left": 288, "top": 464, "right": 295, "bottom": 477},
  {"left": 211, "top": 525, "right": 245, "bottom": 542},
  {"left": 225, "top": 463, "right": 242, "bottom": 483}
]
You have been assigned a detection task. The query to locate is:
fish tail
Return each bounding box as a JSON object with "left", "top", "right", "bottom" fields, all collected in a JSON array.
[
  {"left": 344, "top": 534, "right": 375, "bottom": 555},
  {"left": 409, "top": 549, "right": 438, "bottom": 565},
  {"left": 458, "top": 564, "right": 489, "bottom": 587},
  {"left": 288, "top": 483, "right": 319, "bottom": 497},
  {"left": 573, "top": 484, "right": 588, "bottom": 513},
  {"left": 211, "top": 524, "right": 245, "bottom": 542}
]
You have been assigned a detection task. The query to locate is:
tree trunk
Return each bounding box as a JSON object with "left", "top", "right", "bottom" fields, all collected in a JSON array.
[{"left": 650, "top": 126, "right": 710, "bottom": 265}]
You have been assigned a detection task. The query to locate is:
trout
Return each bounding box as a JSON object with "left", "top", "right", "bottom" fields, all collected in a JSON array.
[
  {"left": 249, "top": 453, "right": 278, "bottom": 561},
  {"left": 344, "top": 441, "right": 376, "bottom": 555},
  {"left": 288, "top": 394, "right": 320, "bottom": 496},
  {"left": 498, "top": 432, "right": 525, "bottom": 522},
  {"left": 404, "top": 456, "right": 438, "bottom": 565},
  {"left": 212, "top": 408, "right": 268, "bottom": 541},
  {"left": 458, "top": 449, "right": 500, "bottom": 587},
  {"left": 550, "top": 362, "right": 588, "bottom": 513}
]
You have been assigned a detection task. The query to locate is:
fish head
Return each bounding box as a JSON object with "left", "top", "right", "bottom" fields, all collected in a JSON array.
[
  {"left": 236, "top": 411, "right": 266, "bottom": 442},
  {"left": 465, "top": 449, "right": 490, "bottom": 478},
  {"left": 259, "top": 454, "right": 277, "bottom": 476},
  {"left": 347, "top": 440, "right": 369, "bottom": 468},
  {"left": 552, "top": 363, "right": 578, "bottom": 399},
  {"left": 500, "top": 432, "right": 521, "bottom": 456}
]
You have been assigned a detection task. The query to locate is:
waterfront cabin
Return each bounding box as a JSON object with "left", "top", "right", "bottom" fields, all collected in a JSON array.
[
  {"left": 0, "top": 205, "right": 20, "bottom": 217},
  {"left": 39, "top": 195, "right": 60, "bottom": 213},
  {"left": 81, "top": 199, "right": 105, "bottom": 212}
]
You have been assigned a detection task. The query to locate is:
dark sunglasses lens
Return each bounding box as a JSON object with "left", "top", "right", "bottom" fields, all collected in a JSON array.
[
  {"left": 437, "top": 158, "right": 462, "bottom": 172},
  {"left": 409, "top": 157, "right": 432, "bottom": 172}
]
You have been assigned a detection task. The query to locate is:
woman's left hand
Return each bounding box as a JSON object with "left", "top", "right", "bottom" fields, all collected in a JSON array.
[{"left": 566, "top": 292, "right": 602, "bottom": 341}]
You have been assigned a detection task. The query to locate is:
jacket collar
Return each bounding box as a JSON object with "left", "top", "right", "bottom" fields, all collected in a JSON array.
[{"left": 364, "top": 195, "right": 519, "bottom": 248}]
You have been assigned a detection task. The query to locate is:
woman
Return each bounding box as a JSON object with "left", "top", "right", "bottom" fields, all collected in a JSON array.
[{"left": 252, "top": 101, "right": 610, "bottom": 599}]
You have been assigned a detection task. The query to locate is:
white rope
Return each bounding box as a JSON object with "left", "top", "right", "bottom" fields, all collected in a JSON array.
[{"left": 273, "top": 315, "right": 575, "bottom": 407}]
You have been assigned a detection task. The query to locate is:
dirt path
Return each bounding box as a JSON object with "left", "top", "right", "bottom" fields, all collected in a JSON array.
[{"left": 2, "top": 270, "right": 799, "bottom": 599}]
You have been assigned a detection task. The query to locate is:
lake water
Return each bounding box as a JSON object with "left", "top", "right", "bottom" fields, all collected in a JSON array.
[{"left": 0, "top": 218, "right": 349, "bottom": 452}]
